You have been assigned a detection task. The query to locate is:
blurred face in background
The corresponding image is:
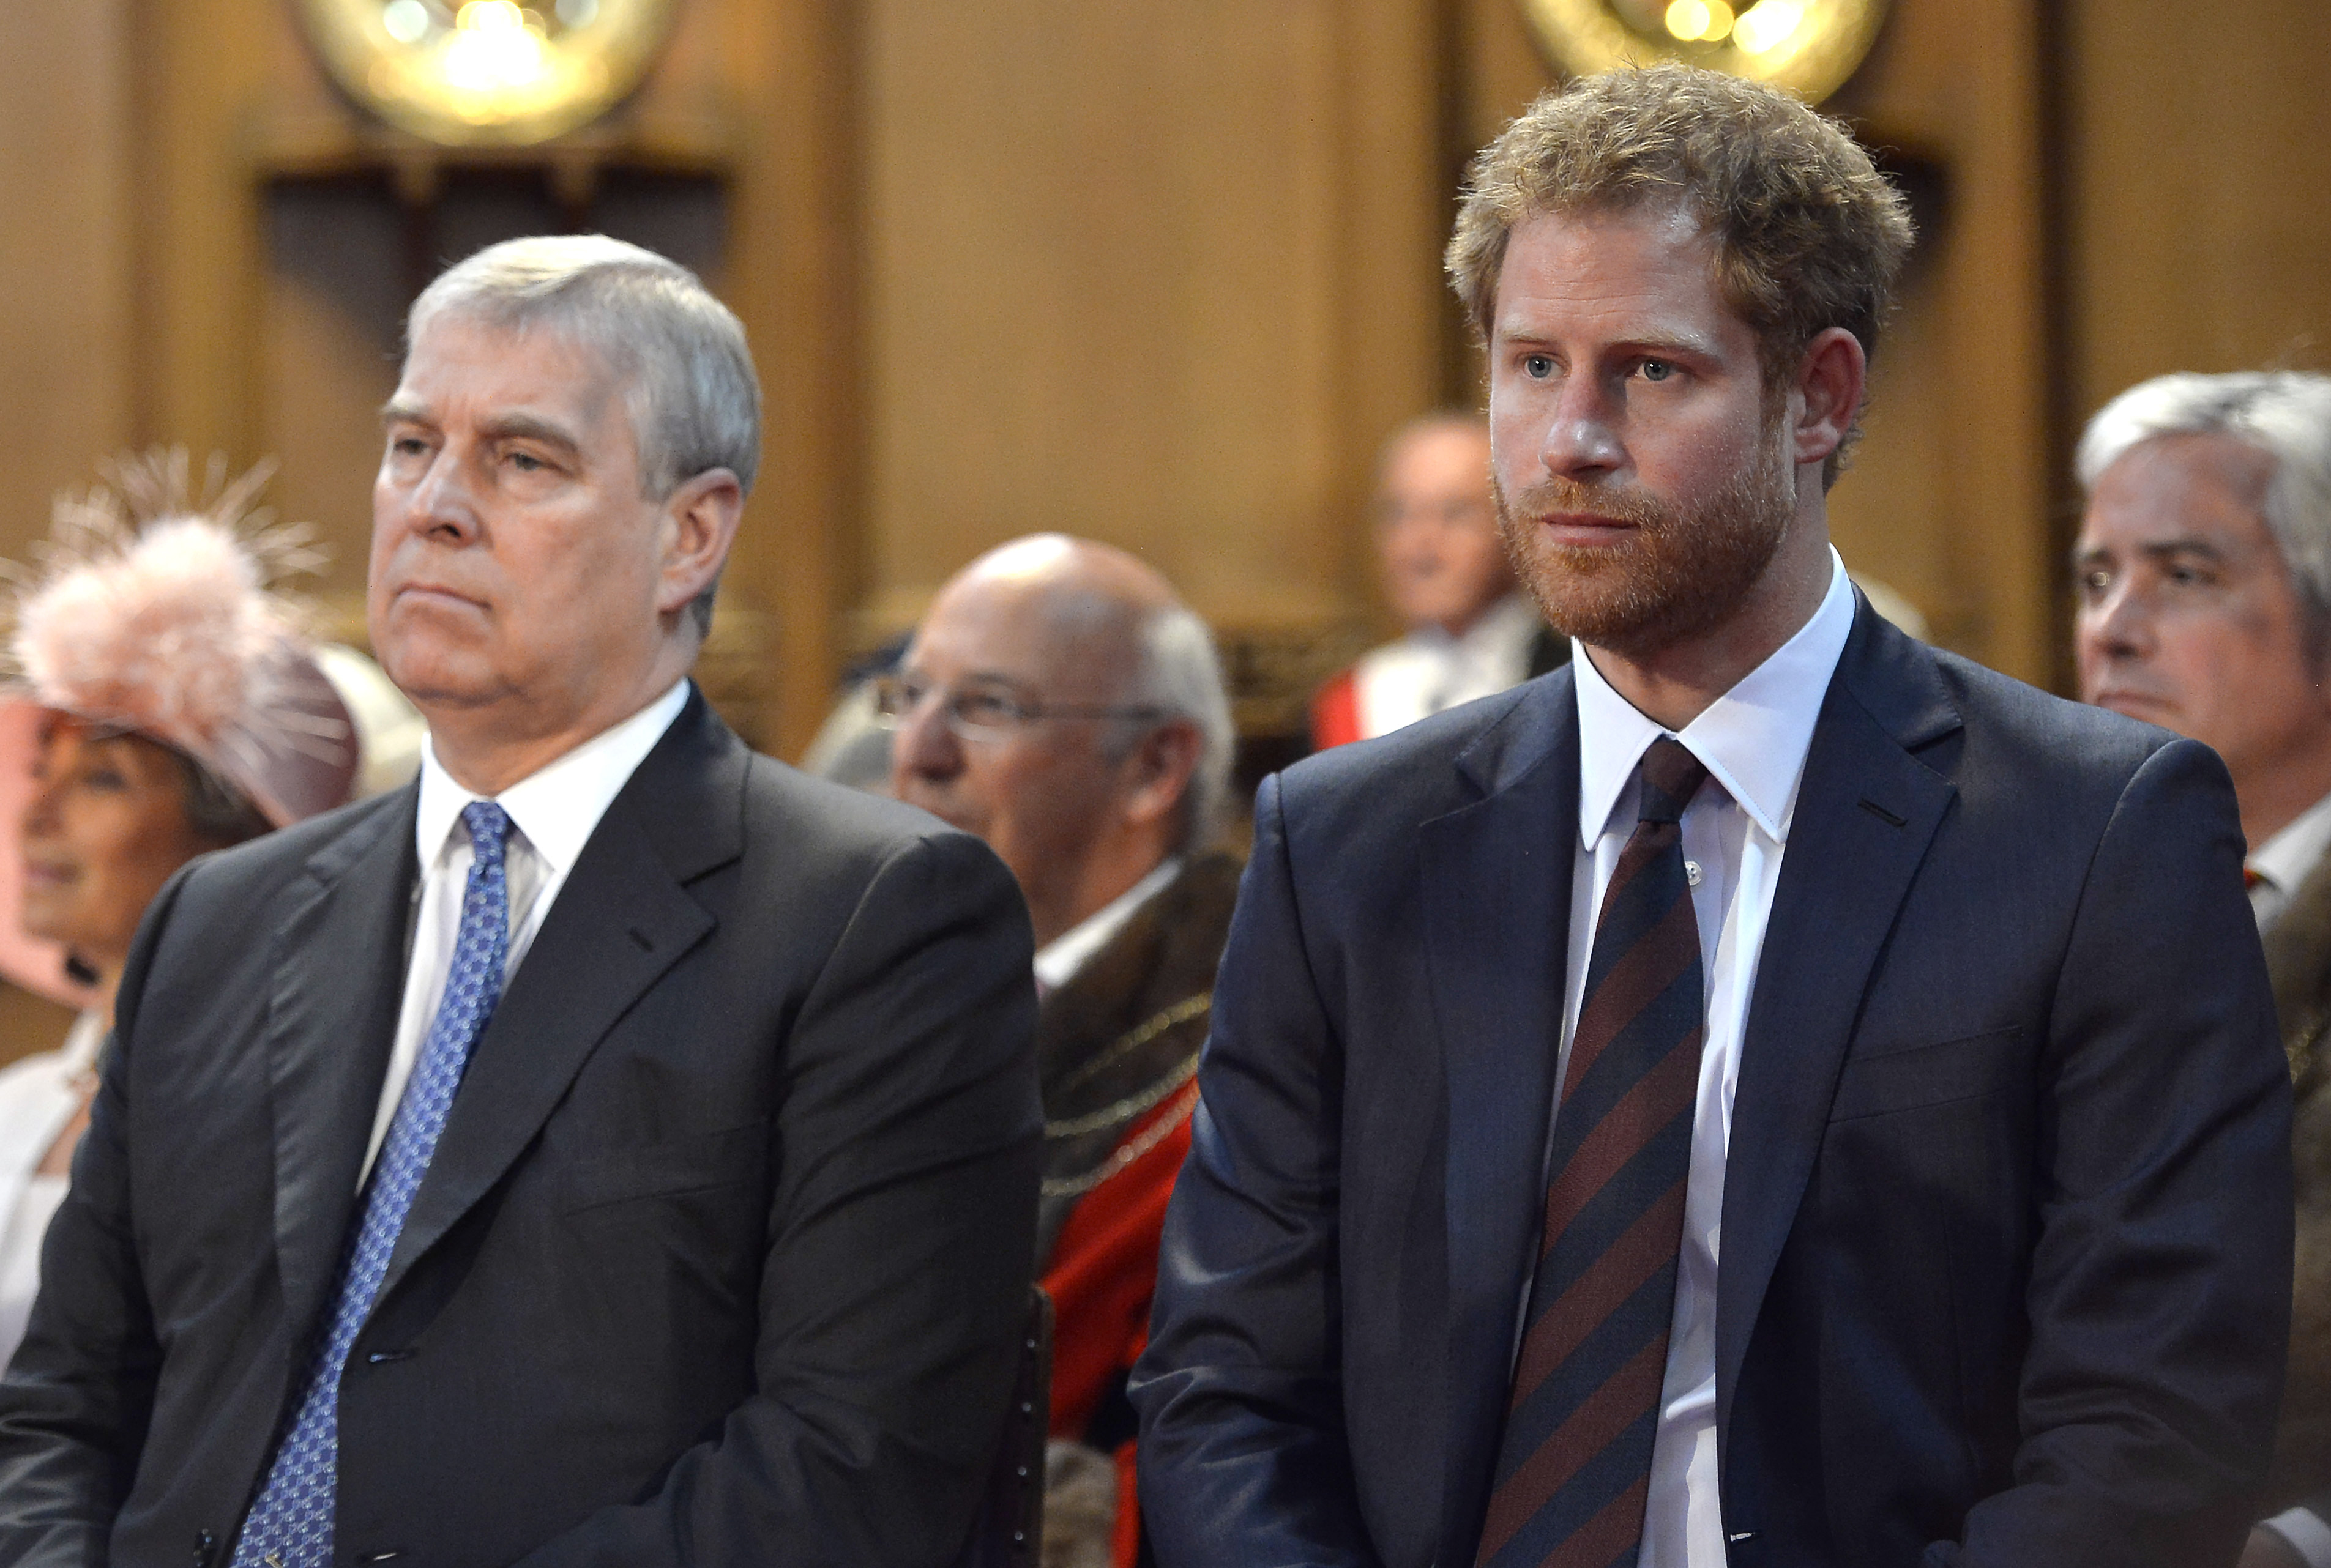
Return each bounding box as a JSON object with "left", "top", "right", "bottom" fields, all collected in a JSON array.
[
  {"left": 886, "top": 576, "right": 1138, "bottom": 927},
  {"left": 1376, "top": 420, "right": 1513, "bottom": 637},
  {"left": 20, "top": 716, "right": 218, "bottom": 972},
  {"left": 2075, "top": 432, "right": 2331, "bottom": 799}
]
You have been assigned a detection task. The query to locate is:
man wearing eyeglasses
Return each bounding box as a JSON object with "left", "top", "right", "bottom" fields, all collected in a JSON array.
[{"left": 886, "top": 534, "right": 1240, "bottom": 1568}]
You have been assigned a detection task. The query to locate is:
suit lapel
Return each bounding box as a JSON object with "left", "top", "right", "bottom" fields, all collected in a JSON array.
[
  {"left": 1428, "top": 674, "right": 1579, "bottom": 1568},
  {"left": 374, "top": 693, "right": 747, "bottom": 1308},
  {"left": 264, "top": 792, "right": 419, "bottom": 1339},
  {"left": 1712, "top": 608, "right": 1960, "bottom": 1456}
]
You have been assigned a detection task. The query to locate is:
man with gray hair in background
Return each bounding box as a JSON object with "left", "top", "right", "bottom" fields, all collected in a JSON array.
[
  {"left": 0, "top": 236, "right": 1042, "bottom": 1568},
  {"left": 884, "top": 535, "right": 1238, "bottom": 1568},
  {"left": 2073, "top": 368, "right": 2331, "bottom": 1568}
]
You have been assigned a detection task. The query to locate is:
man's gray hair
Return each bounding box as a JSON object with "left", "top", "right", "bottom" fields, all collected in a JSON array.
[
  {"left": 2078, "top": 370, "right": 2331, "bottom": 623},
  {"left": 408, "top": 236, "right": 762, "bottom": 632},
  {"left": 1109, "top": 604, "right": 1236, "bottom": 852}
]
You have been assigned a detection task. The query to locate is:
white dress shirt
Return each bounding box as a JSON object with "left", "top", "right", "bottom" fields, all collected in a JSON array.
[
  {"left": 1352, "top": 593, "right": 1551, "bottom": 740},
  {"left": 360, "top": 680, "right": 690, "bottom": 1182},
  {"left": 1032, "top": 858, "right": 1184, "bottom": 994},
  {"left": 1544, "top": 550, "right": 1855, "bottom": 1568},
  {"left": 2247, "top": 788, "right": 2331, "bottom": 930}
]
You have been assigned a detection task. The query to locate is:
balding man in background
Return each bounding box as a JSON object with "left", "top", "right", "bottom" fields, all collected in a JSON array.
[
  {"left": 1310, "top": 414, "right": 1566, "bottom": 749},
  {"left": 885, "top": 536, "right": 1239, "bottom": 1568},
  {"left": 2075, "top": 369, "right": 2331, "bottom": 1568}
]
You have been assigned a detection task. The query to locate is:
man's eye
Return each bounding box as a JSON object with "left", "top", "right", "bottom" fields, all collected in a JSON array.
[
  {"left": 1523, "top": 355, "right": 1554, "bottom": 379},
  {"left": 509, "top": 451, "right": 546, "bottom": 472},
  {"left": 2080, "top": 568, "right": 2112, "bottom": 596},
  {"left": 1640, "top": 360, "right": 1675, "bottom": 382},
  {"left": 955, "top": 693, "right": 1016, "bottom": 726}
]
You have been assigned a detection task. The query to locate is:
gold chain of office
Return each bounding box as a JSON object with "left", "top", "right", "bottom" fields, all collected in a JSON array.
[
  {"left": 1045, "top": 993, "right": 1212, "bottom": 1124},
  {"left": 1038, "top": 993, "right": 1213, "bottom": 1198},
  {"left": 1040, "top": 1080, "right": 1203, "bottom": 1200}
]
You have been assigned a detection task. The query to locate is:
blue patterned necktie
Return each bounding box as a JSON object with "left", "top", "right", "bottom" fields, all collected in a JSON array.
[{"left": 233, "top": 801, "right": 514, "bottom": 1568}]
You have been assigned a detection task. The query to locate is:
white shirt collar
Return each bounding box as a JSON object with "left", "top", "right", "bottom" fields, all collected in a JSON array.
[
  {"left": 1032, "top": 856, "right": 1185, "bottom": 992},
  {"left": 414, "top": 680, "right": 692, "bottom": 871},
  {"left": 2249, "top": 787, "right": 2331, "bottom": 896},
  {"left": 1575, "top": 549, "right": 1857, "bottom": 847}
]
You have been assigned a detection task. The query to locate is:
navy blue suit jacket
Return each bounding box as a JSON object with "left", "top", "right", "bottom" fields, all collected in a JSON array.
[{"left": 1132, "top": 603, "right": 2293, "bottom": 1567}]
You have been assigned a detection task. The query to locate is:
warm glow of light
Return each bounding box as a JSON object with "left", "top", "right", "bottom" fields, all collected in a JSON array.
[
  {"left": 1663, "top": 0, "right": 1712, "bottom": 40},
  {"left": 1702, "top": 0, "right": 1736, "bottom": 39},
  {"left": 442, "top": 0, "right": 548, "bottom": 99},
  {"left": 1732, "top": 0, "right": 1808, "bottom": 54},
  {"left": 381, "top": 0, "right": 430, "bottom": 43}
]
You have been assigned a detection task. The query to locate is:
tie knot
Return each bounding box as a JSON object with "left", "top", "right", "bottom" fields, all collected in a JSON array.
[
  {"left": 1636, "top": 737, "right": 1707, "bottom": 826},
  {"left": 461, "top": 800, "right": 513, "bottom": 863}
]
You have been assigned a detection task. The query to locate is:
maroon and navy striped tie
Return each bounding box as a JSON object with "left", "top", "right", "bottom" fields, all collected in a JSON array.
[{"left": 1477, "top": 735, "right": 1710, "bottom": 1568}]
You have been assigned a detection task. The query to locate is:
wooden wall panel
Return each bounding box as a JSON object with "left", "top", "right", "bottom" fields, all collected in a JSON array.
[
  {"left": 854, "top": 0, "right": 1445, "bottom": 657},
  {"left": 2065, "top": 0, "right": 2331, "bottom": 424},
  {"left": 0, "top": 0, "right": 135, "bottom": 561}
]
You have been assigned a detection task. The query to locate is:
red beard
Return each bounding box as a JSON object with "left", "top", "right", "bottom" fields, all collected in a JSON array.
[{"left": 1494, "top": 429, "right": 1796, "bottom": 661}]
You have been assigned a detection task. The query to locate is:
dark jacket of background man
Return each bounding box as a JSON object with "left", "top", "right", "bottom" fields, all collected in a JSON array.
[{"left": 1135, "top": 602, "right": 2293, "bottom": 1568}]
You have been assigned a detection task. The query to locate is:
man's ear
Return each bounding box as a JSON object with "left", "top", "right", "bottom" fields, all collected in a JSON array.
[
  {"left": 1120, "top": 719, "right": 1204, "bottom": 833},
  {"left": 1790, "top": 327, "right": 1867, "bottom": 472},
  {"left": 657, "top": 469, "right": 745, "bottom": 618}
]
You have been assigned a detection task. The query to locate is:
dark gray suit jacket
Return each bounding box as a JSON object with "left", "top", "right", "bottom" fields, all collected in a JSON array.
[
  {"left": 0, "top": 688, "right": 1043, "bottom": 1567},
  {"left": 1133, "top": 602, "right": 2294, "bottom": 1567}
]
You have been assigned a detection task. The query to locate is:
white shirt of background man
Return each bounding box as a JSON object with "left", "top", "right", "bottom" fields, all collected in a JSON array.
[
  {"left": 359, "top": 678, "right": 691, "bottom": 1183},
  {"left": 1546, "top": 549, "right": 1856, "bottom": 1568},
  {"left": 2247, "top": 786, "right": 2331, "bottom": 930},
  {"left": 1032, "top": 856, "right": 1185, "bottom": 996},
  {"left": 1354, "top": 592, "right": 1549, "bottom": 739}
]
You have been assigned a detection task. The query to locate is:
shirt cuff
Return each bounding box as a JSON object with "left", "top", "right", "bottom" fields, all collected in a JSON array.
[{"left": 2263, "top": 1507, "right": 2331, "bottom": 1568}]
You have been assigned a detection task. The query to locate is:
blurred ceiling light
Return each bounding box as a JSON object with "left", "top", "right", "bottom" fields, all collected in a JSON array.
[
  {"left": 1664, "top": 1, "right": 1712, "bottom": 40},
  {"left": 381, "top": 0, "right": 430, "bottom": 45},
  {"left": 1518, "top": 0, "right": 1887, "bottom": 102},
  {"left": 294, "top": 0, "right": 676, "bottom": 146}
]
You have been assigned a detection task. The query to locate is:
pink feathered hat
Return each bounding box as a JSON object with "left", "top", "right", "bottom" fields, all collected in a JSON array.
[{"left": 0, "top": 451, "right": 364, "bottom": 1005}]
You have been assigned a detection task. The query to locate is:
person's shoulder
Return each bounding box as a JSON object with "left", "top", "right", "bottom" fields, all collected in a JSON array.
[
  {"left": 1277, "top": 676, "right": 1556, "bottom": 827},
  {"left": 736, "top": 751, "right": 1008, "bottom": 882},
  {"left": 1911, "top": 642, "right": 2186, "bottom": 784},
  {"left": 176, "top": 786, "right": 413, "bottom": 904}
]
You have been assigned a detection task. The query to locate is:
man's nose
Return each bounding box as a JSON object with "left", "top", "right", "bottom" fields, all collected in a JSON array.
[
  {"left": 2078, "top": 576, "right": 2153, "bottom": 666},
  {"left": 398, "top": 450, "right": 483, "bottom": 544},
  {"left": 889, "top": 691, "right": 963, "bottom": 783},
  {"left": 1536, "top": 380, "right": 1625, "bottom": 482}
]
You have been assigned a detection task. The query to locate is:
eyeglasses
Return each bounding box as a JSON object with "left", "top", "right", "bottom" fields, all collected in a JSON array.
[{"left": 871, "top": 674, "right": 1168, "bottom": 741}]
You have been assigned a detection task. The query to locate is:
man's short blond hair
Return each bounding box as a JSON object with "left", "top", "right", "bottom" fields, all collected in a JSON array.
[{"left": 1447, "top": 64, "right": 1914, "bottom": 480}]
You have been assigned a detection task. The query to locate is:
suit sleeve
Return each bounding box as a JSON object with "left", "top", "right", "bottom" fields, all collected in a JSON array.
[
  {"left": 1946, "top": 738, "right": 2294, "bottom": 1566},
  {"left": 518, "top": 829, "right": 1043, "bottom": 1568},
  {"left": 0, "top": 869, "right": 187, "bottom": 1567},
  {"left": 1130, "top": 775, "right": 1386, "bottom": 1568}
]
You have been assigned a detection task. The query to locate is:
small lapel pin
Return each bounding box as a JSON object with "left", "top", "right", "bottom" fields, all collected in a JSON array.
[{"left": 1685, "top": 860, "right": 1703, "bottom": 887}]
